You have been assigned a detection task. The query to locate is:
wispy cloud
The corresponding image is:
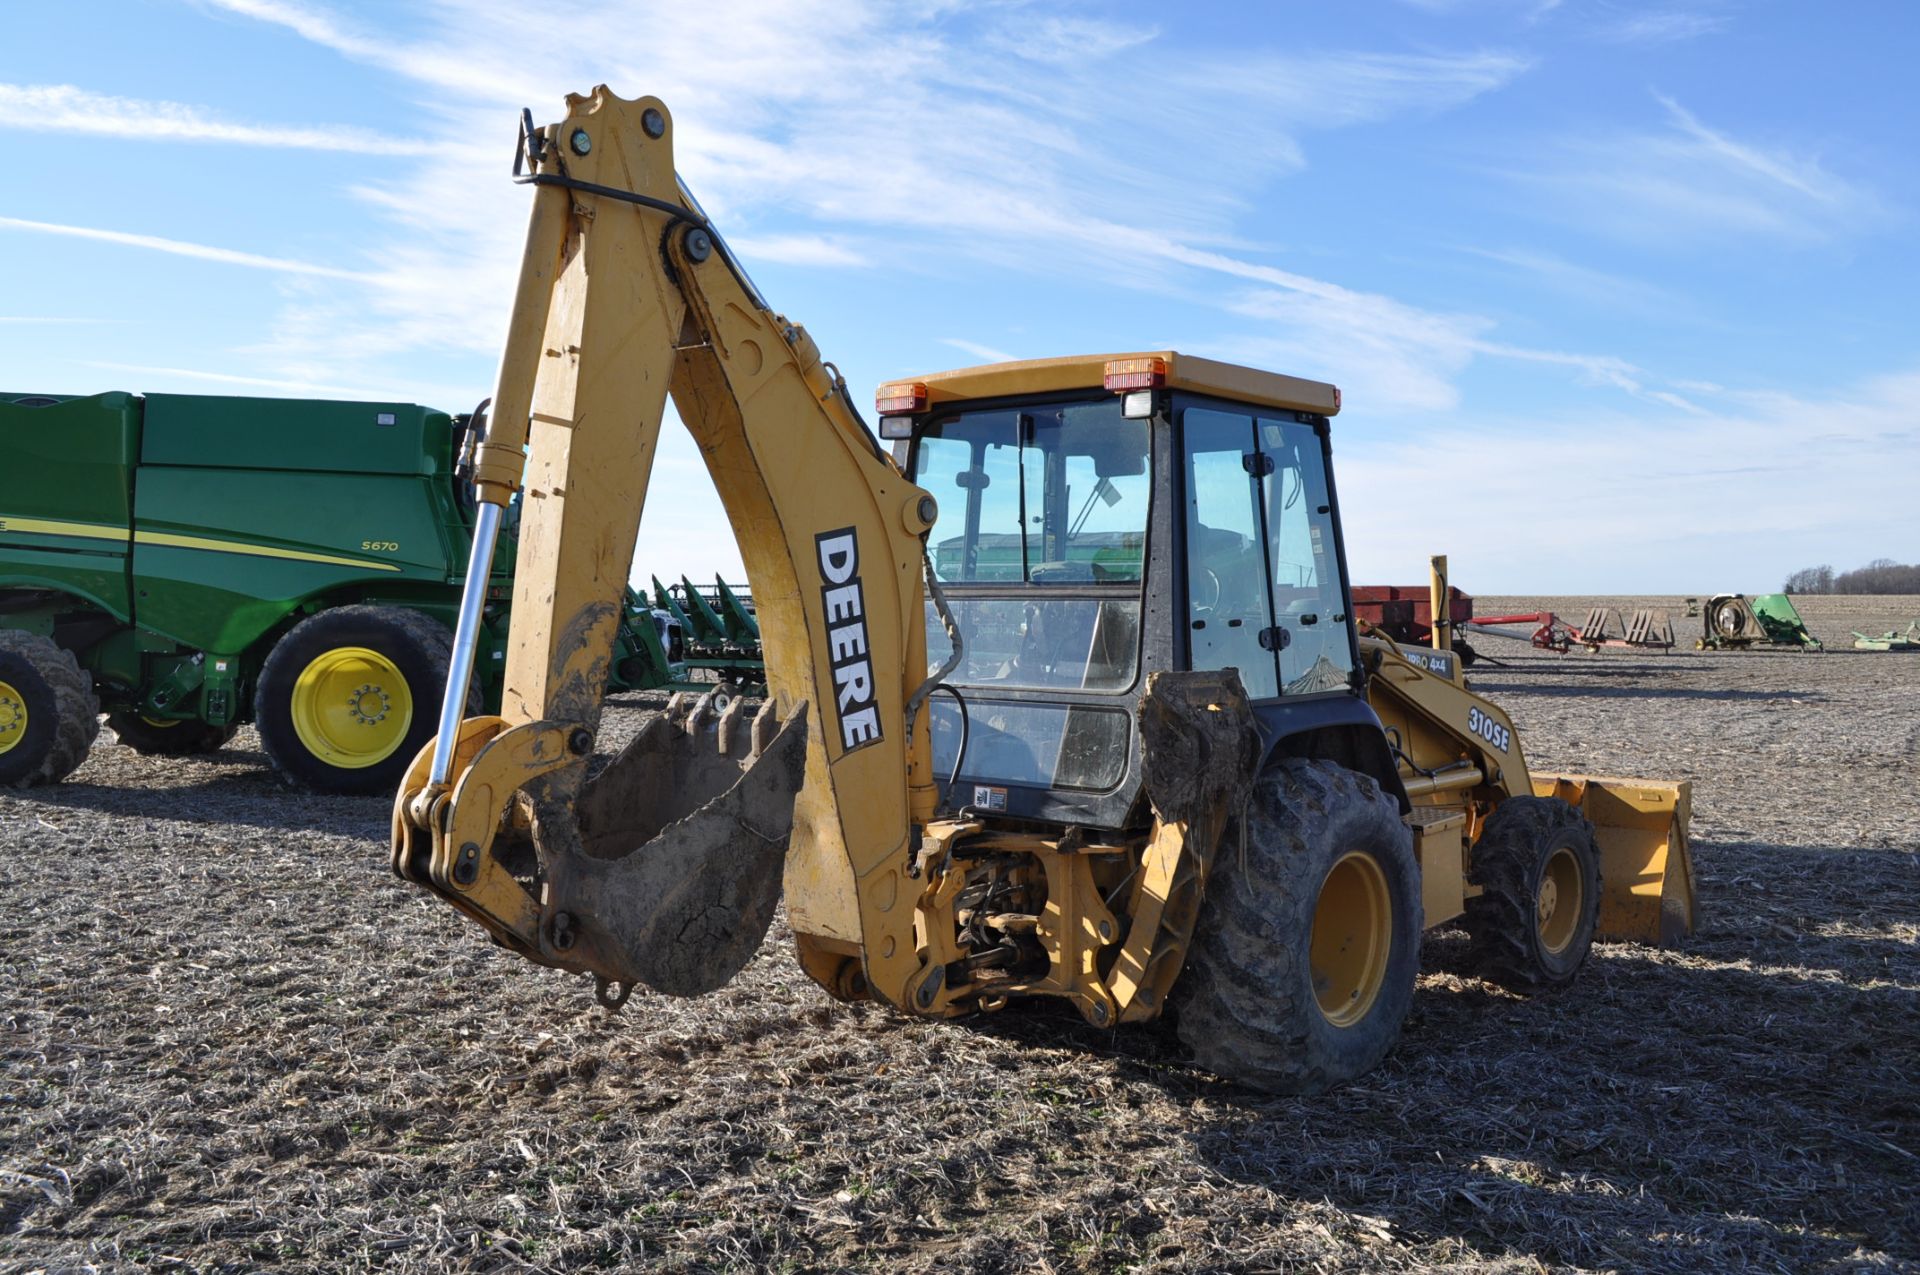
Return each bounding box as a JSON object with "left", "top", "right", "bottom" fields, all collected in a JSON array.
[
  {"left": 723, "top": 234, "right": 867, "bottom": 268},
  {"left": 982, "top": 15, "right": 1159, "bottom": 65},
  {"left": 1497, "top": 90, "right": 1878, "bottom": 244},
  {"left": 176, "top": 0, "right": 1561, "bottom": 415},
  {"left": 83, "top": 360, "right": 457, "bottom": 400},
  {"left": 1595, "top": 10, "right": 1728, "bottom": 44},
  {"left": 0, "top": 83, "right": 424, "bottom": 153},
  {"left": 1339, "top": 367, "right": 1920, "bottom": 590},
  {"left": 0, "top": 216, "right": 374, "bottom": 279},
  {"left": 1397, "top": 0, "right": 1563, "bottom": 21},
  {"left": 1653, "top": 92, "right": 1833, "bottom": 202},
  {"left": 939, "top": 338, "right": 1020, "bottom": 365},
  {"left": 186, "top": 0, "right": 1712, "bottom": 428},
  {"left": 1458, "top": 245, "right": 1689, "bottom": 318}
]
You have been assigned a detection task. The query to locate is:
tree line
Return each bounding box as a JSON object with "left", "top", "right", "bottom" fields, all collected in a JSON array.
[{"left": 1782, "top": 559, "right": 1920, "bottom": 594}]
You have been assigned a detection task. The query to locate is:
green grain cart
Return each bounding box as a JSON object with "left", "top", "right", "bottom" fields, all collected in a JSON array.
[{"left": 0, "top": 391, "right": 681, "bottom": 793}]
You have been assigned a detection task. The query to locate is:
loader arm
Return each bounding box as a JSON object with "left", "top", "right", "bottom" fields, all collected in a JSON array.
[
  {"left": 392, "top": 88, "right": 943, "bottom": 1009},
  {"left": 1360, "top": 634, "right": 1694, "bottom": 944}
]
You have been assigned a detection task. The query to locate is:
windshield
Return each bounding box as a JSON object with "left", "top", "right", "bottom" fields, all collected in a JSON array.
[
  {"left": 911, "top": 398, "right": 1148, "bottom": 697},
  {"left": 914, "top": 399, "right": 1148, "bottom": 586}
]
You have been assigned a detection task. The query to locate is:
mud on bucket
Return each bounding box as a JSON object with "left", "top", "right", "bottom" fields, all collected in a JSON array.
[{"left": 523, "top": 693, "right": 809, "bottom": 1001}]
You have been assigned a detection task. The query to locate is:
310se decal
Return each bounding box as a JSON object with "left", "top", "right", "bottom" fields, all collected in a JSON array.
[{"left": 1467, "top": 705, "right": 1511, "bottom": 753}]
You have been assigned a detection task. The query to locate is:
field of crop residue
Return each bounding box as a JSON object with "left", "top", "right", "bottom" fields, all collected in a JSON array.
[{"left": 3, "top": 596, "right": 1916, "bottom": 1273}]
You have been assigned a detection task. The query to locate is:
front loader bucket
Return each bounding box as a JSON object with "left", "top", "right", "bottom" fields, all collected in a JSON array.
[{"left": 1533, "top": 773, "right": 1694, "bottom": 946}]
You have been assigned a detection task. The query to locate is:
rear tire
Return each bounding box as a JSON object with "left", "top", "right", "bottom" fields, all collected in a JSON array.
[
  {"left": 0, "top": 631, "right": 100, "bottom": 787},
  {"left": 1173, "top": 758, "right": 1421, "bottom": 1094},
  {"left": 255, "top": 606, "right": 473, "bottom": 795},
  {"left": 1464, "top": 796, "right": 1601, "bottom": 990},
  {"left": 107, "top": 712, "right": 237, "bottom": 756}
]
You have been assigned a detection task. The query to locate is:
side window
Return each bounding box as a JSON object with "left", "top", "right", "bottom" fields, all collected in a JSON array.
[
  {"left": 917, "top": 436, "right": 972, "bottom": 582},
  {"left": 1183, "top": 408, "right": 1277, "bottom": 698},
  {"left": 1259, "top": 417, "right": 1355, "bottom": 693}
]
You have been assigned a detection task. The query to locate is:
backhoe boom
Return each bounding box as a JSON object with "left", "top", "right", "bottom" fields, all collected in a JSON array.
[{"left": 393, "top": 89, "right": 940, "bottom": 1009}]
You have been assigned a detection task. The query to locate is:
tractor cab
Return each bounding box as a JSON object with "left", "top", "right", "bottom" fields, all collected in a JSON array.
[{"left": 884, "top": 353, "right": 1385, "bottom": 829}]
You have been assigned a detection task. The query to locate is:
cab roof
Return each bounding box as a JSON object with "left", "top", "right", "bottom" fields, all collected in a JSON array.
[{"left": 899, "top": 351, "right": 1340, "bottom": 417}]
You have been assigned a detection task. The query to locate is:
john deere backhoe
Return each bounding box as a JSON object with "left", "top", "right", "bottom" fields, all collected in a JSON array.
[{"left": 393, "top": 89, "right": 1692, "bottom": 1092}]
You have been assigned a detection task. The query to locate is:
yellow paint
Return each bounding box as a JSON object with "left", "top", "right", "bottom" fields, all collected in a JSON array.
[
  {"left": 291, "top": 646, "right": 413, "bottom": 769},
  {"left": 1411, "top": 808, "right": 1467, "bottom": 928},
  {"left": 0, "top": 678, "right": 26, "bottom": 755},
  {"left": 898, "top": 350, "right": 1341, "bottom": 415},
  {"left": 1536, "top": 845, "right": 1583, "bottom": 955},
  {"left": 1312, "top": 850, "right": 1392, "bottom": 1028},
  {"left": 0, "top": 515, "right": 126, "bottom": 543},
  {"left": 1365, "top": 630, "right": 1693, "bottom": 947},
  {"left": 0, "top": 513, "right": 403, "bottom": 573},
  {"left": 136, "top": 529, "right": 403, "bottom": 573},
  {"left": 1533, "top": 772, "right": 1694, "bottom": 946}
]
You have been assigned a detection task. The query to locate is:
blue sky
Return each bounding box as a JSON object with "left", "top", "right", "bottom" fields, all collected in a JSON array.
[{"left": 4, "top": 0, "right": 1915, "bottom": 592}]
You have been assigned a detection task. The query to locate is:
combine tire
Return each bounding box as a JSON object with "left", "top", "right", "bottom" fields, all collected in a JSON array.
[
  {"left": 1173, "top": 758, "right": 1421, "bottom": 1094},
  {"left": 1465, "top": 796, "right": 1601, "bottom": 990},
  {"left": 0, "top": 631, "right": 100, "bottom": 787},
  {"left": 255, "top": 606, "right": 474, "bottom": 795},
  {"left": 108, "top": 713, "right": 237, "bottom": 756}
]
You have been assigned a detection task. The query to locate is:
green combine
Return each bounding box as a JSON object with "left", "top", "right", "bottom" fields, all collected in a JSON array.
[{"left": 0, "top": 391, "right": 684, "bottom": 792}]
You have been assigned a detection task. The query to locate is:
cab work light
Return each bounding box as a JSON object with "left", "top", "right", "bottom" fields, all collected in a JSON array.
[
  {"left": 1103, "top": 357, "right": 1168, "bottom": 392},
  {"left": 875, "top": 382, "right": 928, "bottom": 415}
]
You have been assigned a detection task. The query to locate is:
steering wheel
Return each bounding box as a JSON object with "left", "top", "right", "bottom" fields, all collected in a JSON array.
[
  {"left": 1191, "top": 566, "right": 1223, "bottom": 616},
  {"left": 1276, "top": 596, "right": 1336, "bottom": 683}
]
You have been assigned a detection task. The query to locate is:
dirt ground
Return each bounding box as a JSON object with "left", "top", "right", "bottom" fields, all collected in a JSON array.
[{"left": 2, "top": 595, "right": 1916, "bottom": 1274}]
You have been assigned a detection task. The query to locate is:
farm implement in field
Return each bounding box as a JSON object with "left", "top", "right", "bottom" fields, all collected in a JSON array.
[
  {"left": 1697, "top": 593, "right": 1823, "bottom": 651},
  {"left": 648, "top": 575, "right": 767, "bottom": 696},
  {"left": 1852, "top": 622, "right": 1920, "bottom": 651},
  {"left": 1356, "top": 559, "right": 1675, "bottom": 660}
]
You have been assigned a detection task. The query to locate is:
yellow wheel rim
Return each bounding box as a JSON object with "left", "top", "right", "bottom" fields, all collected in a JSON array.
[
  {"left": 289, "top": 646, "right": 413, "bottom": 770},
  {"left": 0, "top": 679, "right": 27, "bottom": 756},
  {"left": 140, "top": 715, "right": 181, "bottom": 729},
  {"left": 1537, "top": 846, "right": 1584, "bottom": 956},
  {"left": 1311, "top": 850, "right": 1393, "bottom": 1028}
]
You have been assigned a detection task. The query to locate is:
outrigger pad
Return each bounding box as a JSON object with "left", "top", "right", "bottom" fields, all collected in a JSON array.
[{"left": 535, "top": 695, "right": 810, "bottom": 997}]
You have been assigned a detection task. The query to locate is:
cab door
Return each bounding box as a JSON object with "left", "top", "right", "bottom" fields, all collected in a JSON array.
[
  {"left": 1179, "top": 404, "right": 1281, "bottom": 697},
  {"left": 1179, "top": 400, "right": 1357, "bottom": 699}
]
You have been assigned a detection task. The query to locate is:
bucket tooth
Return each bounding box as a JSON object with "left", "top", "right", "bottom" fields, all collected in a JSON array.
[{"left": 523, "top": 696, "right": 810, "bottom": 998}]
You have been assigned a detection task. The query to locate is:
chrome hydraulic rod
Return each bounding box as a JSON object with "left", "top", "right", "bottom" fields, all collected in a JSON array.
[{"left": 429, "top": 499, "right": 504, "bottom": 786}]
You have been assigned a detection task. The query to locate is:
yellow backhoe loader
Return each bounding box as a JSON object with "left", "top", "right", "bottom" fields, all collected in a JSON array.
[{"left": 392, "top": 89, "right": 1693, "bottom": 1092}]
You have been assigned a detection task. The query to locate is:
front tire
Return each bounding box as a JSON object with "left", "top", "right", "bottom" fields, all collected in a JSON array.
[
  {"left": 255, "top": 606, "right": 471, "bottom": 795},
  {"left": 0, "top": 631, "right": 100, "bottom": 787},
  {"left": 1464, "top": 796, "right": 1602, "bottom": 990},
  {"left": 107, "top": 712, "right": 237, "bottom": 756},
  {"left": 1173, "top": 758, "right": 1421, "bottom": 1094}
]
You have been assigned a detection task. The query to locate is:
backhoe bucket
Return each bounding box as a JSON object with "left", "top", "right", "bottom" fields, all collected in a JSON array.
[
  {"left": 1533, "top": 773, "right": 1694, "bottom": 945},
  {"left": 413, "top": 693, "right": 810, "bottom": 1002},
  {"left": 547, "top": 695, "right": 807, "bottom": 997}
]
